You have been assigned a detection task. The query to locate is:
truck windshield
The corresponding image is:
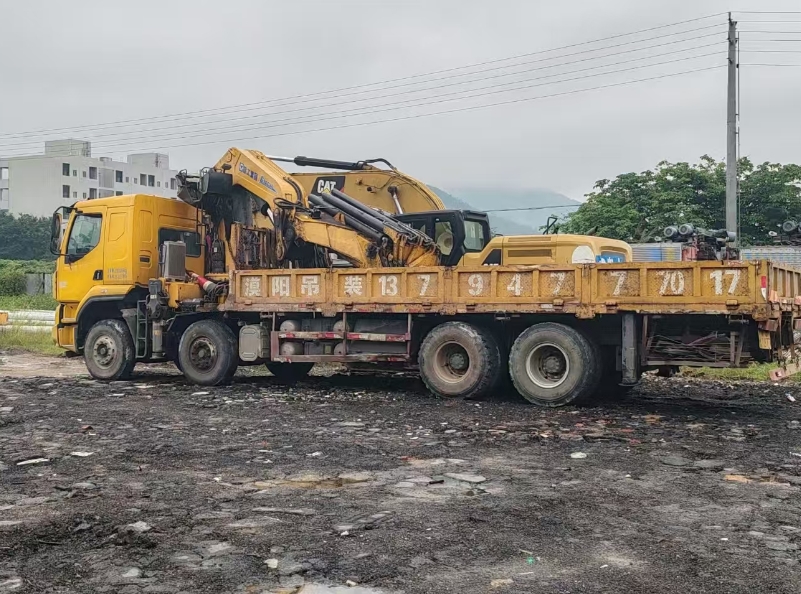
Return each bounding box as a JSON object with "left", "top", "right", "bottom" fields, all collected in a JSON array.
[
  {"left": 66, "top": 214, "right": 102, "bottom": 257},
  {"left": 463, "top": 220, "right": 486, "bottom": 252}
]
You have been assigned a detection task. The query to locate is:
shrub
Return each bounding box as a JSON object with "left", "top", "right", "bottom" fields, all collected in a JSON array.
[{"left": 0, "top": 269, "right": 26, "bottom": 296}]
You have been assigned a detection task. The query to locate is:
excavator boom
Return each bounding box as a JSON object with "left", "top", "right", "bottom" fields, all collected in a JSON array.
[{"left": 177, "top": 148, "right": 440, "bottom": 271}]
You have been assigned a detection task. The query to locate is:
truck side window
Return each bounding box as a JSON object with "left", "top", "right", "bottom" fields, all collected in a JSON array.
[
  {"left": 158, "top": 228, "right": 202, "bottom": 257},
  {"left": 66, "top": 215, "right": 102, "bottom": 258}
]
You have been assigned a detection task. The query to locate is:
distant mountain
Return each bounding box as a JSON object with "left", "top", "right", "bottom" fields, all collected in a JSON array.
[{"left": 428, "top": 186, "right": 581, "bottom": 236}]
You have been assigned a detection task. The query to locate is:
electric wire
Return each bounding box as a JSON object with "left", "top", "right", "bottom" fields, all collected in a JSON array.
[{"left": 0, "top": 15, "right": 727, "bottom": 141}]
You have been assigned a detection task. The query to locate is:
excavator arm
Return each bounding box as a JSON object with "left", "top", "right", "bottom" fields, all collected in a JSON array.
[
  {"left": 284, "top": 155, "right": 445, "bottom": 215},
  {"left": 177, "top": 148, "right": 440, "bottom": 270}
]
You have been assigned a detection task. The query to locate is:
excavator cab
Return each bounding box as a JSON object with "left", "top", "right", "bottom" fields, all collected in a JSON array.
[{"left": 395, "top": 210, "right": 491, "bottom": 266}]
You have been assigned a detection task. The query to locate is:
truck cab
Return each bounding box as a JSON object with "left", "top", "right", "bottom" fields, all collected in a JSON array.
[{"left": 49, "top": 194, "right": 203, "bottom": 354}]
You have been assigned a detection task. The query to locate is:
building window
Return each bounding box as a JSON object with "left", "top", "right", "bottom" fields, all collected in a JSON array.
[
  {"left": 147, "top": 175, "right": 155, "bottom": 187},
  {"left": 133, "top": 178, "right": 138, "bottom": 185},
  {"left": 82, "top": 171, "right": 87, "bottom": 178},
  {"left": 73, "top": 170, "right": 77, "bottom": 177},
  {"left": 115, "top": 170, "right": 123, "bottom": 183},
  {"left": 73, "top": 191, "right": 77, "bottom": 198},
  {"left": 62, "top": 163, "right": 70, "bottom": 176},
  {"left": 157, "top": 181, "right": 161, "bottom": 187},
  {"left": 125, "top": 176, "right": 129, "bottom": 183},
  {"left": 89, "top": 167, "right": 97, "bottom": 180},
  {"left": 83, "top": 192, "right": 87, "bottom": 199},
  {"left": 140, "top": 174, "right": 146, "bottom": 185},
  {"left": 0, "top": 188, "right": 9, "bottom": 209},
  {"left": 89, "top": 188, "right": 97, "bottom": 199},
  {"left": 0, "top": 167, "right": 8, "bottom": 180},
  {"left": 115, "top": 191, "right": 123, "bottom": 196},
  {"left": 62, "top": 185, "right": 70, "bottom": 198},
  {"left": 170, "top": 178, "right": 176, "bottom": 190}
]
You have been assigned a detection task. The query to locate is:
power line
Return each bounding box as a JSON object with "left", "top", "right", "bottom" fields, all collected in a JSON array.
[
  {"left": 0, "top": 15, "right": 727, "bottom": 141},
  {"left": 0, "top": 53, "right": 724, "bottom": 157},
  {"left": 2, "top": 65, "right": 722, "bottom": 160},
  {"left": 0, "top": 44, "right": 725, "bottom": 153},
  {"left": 0, "top": 36, "right": 723, "bottom": 151},
  {"left": 0, "top": 33, "right": 725, "bottom": 151}
]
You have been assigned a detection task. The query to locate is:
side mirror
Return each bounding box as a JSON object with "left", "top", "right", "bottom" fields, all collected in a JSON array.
[{"left": 49, "top": 212, "right": 63, "bottom": 255}]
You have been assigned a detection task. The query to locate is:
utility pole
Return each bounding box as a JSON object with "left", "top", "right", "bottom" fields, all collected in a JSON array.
[{"left": 726, "top": 13, "right": 738, "bottom": 240}]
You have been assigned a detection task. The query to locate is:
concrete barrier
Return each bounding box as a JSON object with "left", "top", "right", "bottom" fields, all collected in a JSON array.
[{"left": 0, "top": 310, "right": 55, "bottom": 332}]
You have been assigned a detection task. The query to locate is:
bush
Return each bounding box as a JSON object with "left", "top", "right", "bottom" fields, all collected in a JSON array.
[{"left": 0, "top": 269, "right": 26, "bottom": 296}]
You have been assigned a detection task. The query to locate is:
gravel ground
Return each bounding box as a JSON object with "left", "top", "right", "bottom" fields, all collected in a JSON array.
[{"left": 1, "top": 353, "right": 801, "bottom": 593}]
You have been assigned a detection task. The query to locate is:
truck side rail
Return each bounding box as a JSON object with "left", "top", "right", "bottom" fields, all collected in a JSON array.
[{"left": 223, "top": 261, "right": 800, "bottom": 320}]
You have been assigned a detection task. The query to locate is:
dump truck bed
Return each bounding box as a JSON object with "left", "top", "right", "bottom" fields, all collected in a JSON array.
[{"left": 224, "top": 260, "right": 801, "bottom": 320}]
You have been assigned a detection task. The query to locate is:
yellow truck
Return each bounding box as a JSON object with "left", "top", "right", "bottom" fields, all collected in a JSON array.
[{"left": 50, "top": 192, "right": 801, "bottom": 406}]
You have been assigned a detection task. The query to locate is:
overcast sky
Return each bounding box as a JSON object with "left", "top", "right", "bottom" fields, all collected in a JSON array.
[{"left": 1, "top": 0, "right": 799, "bottom": 200}]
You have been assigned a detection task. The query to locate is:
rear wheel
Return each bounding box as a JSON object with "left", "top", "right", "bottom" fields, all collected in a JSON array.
[
  {"left": 178, "top": 319, "right": 238, "bottom": 386},
  {"left": 266, "top": 362, "right": 314, "bottom": 384},
  {"left": 84, "top": 319, "right": 136, "bottom": 381},
  {"left": 509, "top": 323, "right": 601, "bottom": 407},
  {"left": 418, "top": 322, "right": 502, "bottom": 399}
]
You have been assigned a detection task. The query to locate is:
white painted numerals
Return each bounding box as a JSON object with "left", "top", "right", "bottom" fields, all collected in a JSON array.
[
  {"left": 656, "top": 270, "right": 685, "bottom": 295},
  {"left": 709, "top": 269, "right": 741, "bottom": 295},
  {"left": 378, "top": 275, "right": 398, "bottom": 296},
  {"left": 506, "top": 273, "right": 522, "bottom": 296},
  {"left": 417, "top": 274, "right": 431, "bottom": 296},
  {"left": 467, "top": 274, "right": 484, "bottom": 296},
  {"left": 609, "top": 271, "right": 627, "bottom": 296}
]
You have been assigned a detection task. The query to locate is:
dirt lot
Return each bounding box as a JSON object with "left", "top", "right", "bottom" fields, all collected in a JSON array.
[{"left": 1, "top": 353, "right": 801, "bottom": 594}]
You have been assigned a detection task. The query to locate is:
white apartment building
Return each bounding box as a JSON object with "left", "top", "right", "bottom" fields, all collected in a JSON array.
[{"left": 0, "top": 139, "right": 179, "bottom": 217}]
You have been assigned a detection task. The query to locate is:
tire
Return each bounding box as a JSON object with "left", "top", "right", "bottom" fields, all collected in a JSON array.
[
  {"left": 509, "top": 322, "right": 601, "bottom": 407},
  {"left": 178, "top": 319, "right": 238, "bottom": 386},
  {"left": 266, "top": 362, "right": 314, "bottom": 384},
  {"left": 84, "top": 319, "right": 136, "bottom": 381},
  {"left": 418, "top": 322, "right": 502, "bottom": 399}
]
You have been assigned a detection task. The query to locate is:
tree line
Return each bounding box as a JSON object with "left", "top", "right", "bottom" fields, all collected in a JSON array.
[
  {"left": 0, "top": 211, "right": 55, "bottom": 261},
  {"left": 560, "top": 157, "right": 801, "bottom": 245}
]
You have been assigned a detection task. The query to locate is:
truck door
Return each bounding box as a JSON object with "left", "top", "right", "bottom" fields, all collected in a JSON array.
[{"left": 56, "top": 205, "right": 106, "bottom": 304}]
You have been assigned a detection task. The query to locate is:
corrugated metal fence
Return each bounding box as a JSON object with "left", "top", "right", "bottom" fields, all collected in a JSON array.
[{"left": 630, "top": 243, "right": 801, "bottom": 266}]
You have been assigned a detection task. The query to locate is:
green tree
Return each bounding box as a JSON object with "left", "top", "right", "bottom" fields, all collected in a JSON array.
[
  {"left": 0, "top": 211, "right": 55, "bottom": 260},
  {"left": 561, "top": 157, "right": 801, "bottom": 245}
]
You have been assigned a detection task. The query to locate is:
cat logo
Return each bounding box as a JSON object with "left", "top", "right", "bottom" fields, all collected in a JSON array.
[{"left": 313, "top": 176, "right": 346, "bottom": 195}]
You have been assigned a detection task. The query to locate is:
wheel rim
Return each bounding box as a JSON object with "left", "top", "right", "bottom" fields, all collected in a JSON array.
[
  {"left": 188, "top": 337, "right": 218, "bottom": 373},
  {"left": 432, "top": 340, "right": 471, "bottom": 384},
  {"left": 92, "top": 334, "right": 118, "bottom": 369},
  {"left": 525, "top": 342, "right": 569, "bottom": 390}
]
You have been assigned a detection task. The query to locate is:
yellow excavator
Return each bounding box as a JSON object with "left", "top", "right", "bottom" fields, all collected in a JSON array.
[{"left": 177, "top": 148, "right": 631, "bottom": 275}]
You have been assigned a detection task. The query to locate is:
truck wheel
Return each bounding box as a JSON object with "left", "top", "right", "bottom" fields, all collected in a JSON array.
[
  {"left": 84, "top": 319, "right": 136, "bottom": 381},
  {"left": 266, "top": 362, "right": 314, "bottom": 384},
  {"left": 178, "top": 320, "right": 238, "bottom": 386},
  {"left": 418, "top": 322, "right": 502, "bottom": 399},
  {"left": 509, "top": 323, "right": 601, "bottom": 407}
]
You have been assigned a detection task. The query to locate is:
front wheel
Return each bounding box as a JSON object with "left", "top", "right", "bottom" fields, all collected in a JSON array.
[
  {"left": 509, "top": 323, "right": 601, "bottom": 407},
  {"left": 178, "top": 320, "right": 238, "bottom": 386},
  {"left": 84, "top": 319, "right": 136, "bottom": 381}
]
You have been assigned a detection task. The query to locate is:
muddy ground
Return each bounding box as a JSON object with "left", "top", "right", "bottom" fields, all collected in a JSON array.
[{"left": 1, "top": 353, "right": 801, "bottom": 594}]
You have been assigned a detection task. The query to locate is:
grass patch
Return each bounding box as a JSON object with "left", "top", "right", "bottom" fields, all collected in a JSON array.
[
  {"left": 0, "top": 327, "right": 62, "bottom": 356},
  {"left": 680, "top": 363, "right": 798, "bottom": 382},
  {"left": 0, "top": 294, "right": 57, "bottom": 311}
]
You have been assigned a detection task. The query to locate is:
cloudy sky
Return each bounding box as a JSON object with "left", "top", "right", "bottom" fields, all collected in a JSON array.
[{"left": 1, "top": 0, "right": 799, "bottom": 200}]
